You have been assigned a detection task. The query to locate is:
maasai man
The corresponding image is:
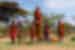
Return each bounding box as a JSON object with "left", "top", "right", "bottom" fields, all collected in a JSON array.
[
  {"left": 58, "top": 20, "right": 64, "bottom": 42},
  {"left": 34, "top": 7, "right": 42, "bottom": 41},
  {"left": 44, "top": 20, "right": 49, "bottom": 41},
  {"left": 9, "top": 20, "right": 18, "bottom": 44},
  {"left": 30, "top": 22, "right": 36, "bottom": 41},
  {"left": 16, "top": 16, "right": 25, "bottom": 43}
]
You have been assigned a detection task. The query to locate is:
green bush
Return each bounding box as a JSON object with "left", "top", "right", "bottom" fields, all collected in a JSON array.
[{"left": 71, "top": 37, "right": 75, "bottom": 42}]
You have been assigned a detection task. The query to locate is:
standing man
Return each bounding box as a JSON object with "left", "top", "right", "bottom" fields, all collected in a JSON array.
[
  {"left": 16, "top": 16, "right": 25, "bottom": 44},
  {"left": 9, "top": 20, "right": 18, "bottom": 44},
  {"left": 34, "top": 7, "right": 42, "bottom": 41},
  {"left": 30, "top": 22, "right": 36, "bottom": 41},
  {"left": 44, "top": 20, "right": 49, "bottom": 41},
  {"left": 58, "top": 20, "right": 64, "bottom": 42}
]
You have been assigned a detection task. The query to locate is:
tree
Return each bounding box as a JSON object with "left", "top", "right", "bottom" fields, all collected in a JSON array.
[
  {"left": 0, "top": 2, "right": 28, "bottom": 22},
  {"left": 43, "top": 13, "right": 64, "bottom": 26}
]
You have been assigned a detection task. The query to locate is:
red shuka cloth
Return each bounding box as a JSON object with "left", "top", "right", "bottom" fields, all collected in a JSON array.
[{"left": 9, "top": 24, "right": 18, "bottom": 40}]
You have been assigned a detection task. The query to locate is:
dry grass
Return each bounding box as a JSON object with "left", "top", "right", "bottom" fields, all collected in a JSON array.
[{"left": 0, "top": 34, "right": 75, "bottom": 50}]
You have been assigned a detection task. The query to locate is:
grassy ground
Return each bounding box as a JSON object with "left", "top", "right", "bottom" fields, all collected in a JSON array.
[{"left": 0, "top": 34, "right": 75, "bottom": 50}]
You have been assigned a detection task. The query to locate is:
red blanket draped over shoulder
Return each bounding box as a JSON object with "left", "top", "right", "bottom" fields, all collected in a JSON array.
[{"left": 9, "top": 23, "right": 18, "bottom": 39}]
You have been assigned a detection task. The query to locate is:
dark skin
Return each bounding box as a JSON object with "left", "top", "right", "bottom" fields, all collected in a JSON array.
[
  {"left": 34, "top": 7, "right": 42, "bottom": 40},
  {"left": 58, "top": 21, "right": 64, "bottom": 41}
]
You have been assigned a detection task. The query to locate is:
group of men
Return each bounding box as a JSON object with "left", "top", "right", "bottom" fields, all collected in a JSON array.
[{"left": 8, "top": 7, "right": 64, "bottom": 44}]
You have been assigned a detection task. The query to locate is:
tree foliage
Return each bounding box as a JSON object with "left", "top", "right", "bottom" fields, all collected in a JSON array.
[
  {"left": 43, "top": 14, "right": 64, "bottom": 27},
  {"left": 0, "top": 2, "right": 28, "bottom": 22},
  {"left": 0, "top": 2, "right": 28, "bottom": 16}
]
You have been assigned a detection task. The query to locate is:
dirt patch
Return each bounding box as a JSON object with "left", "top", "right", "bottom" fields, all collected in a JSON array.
[{"left": 0, "top": 34, "right": 75, "bottom": 50}]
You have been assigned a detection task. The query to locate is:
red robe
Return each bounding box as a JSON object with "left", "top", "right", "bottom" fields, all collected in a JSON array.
[
  {"left": 44, "top": 23, "right": 49, "bottom": 40},
  {"left": 34, "top": 7, "right": 42, "bottom": 40},
  {"left": 30, "top": 23, "right": 36, "bottom": 40},
  {"left": 59, "top": 23, "right": 64, "bottom": 37},
  {"left": 58, "top": 21, "right": 64, "bottom": 40},
  {"left": 9, "top": 23, "right": 18, "bottom": 40}
]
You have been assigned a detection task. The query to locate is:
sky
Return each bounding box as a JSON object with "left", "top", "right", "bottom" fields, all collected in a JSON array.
[{"left": 0, "top": 0, "right": 75, "bottom": 25}]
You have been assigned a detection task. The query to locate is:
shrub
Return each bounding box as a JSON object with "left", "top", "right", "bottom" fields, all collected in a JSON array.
[{"left": 71, "top": 37, "right": 75, "bottom": 42}]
